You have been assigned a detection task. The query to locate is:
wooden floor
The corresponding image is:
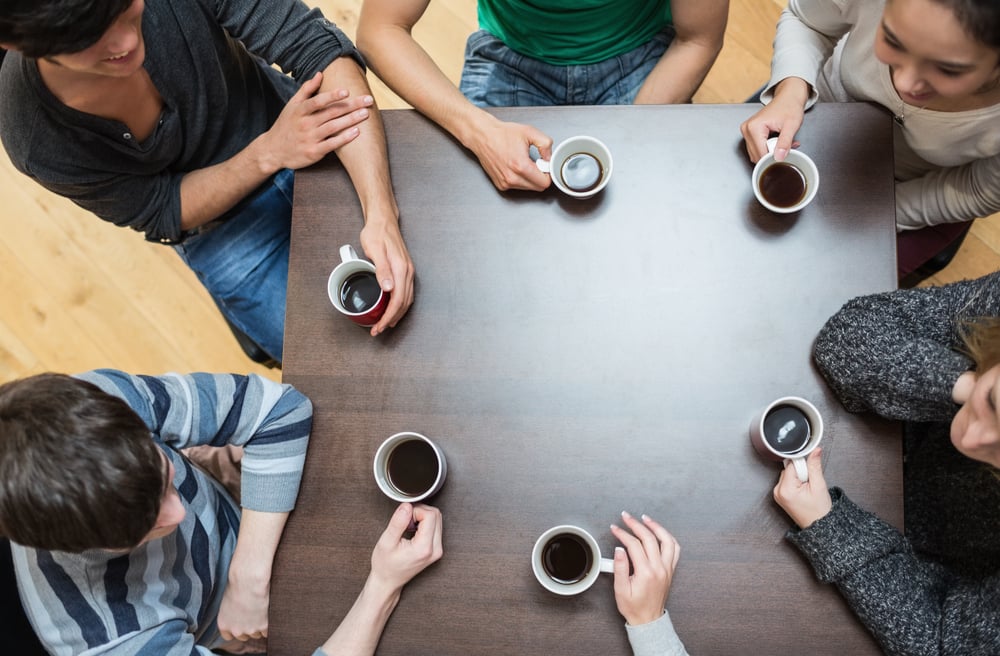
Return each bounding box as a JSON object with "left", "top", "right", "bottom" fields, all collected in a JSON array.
[{"left": 2, "top": 0, "right": 997, "bottom": 383}]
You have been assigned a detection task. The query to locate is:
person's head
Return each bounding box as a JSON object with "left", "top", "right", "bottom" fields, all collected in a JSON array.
[
  {"left": 0, "top": 0, "right": 145, "bottom": 77},
  {"left": 951, "top": 319, "right": 1000, "bottom": 468},
  {"left": 875, "top": 0, "right": 1000, "bottom": 106},
  {"left": 0, "top": 373, "right": 184, "bottom": 553}
]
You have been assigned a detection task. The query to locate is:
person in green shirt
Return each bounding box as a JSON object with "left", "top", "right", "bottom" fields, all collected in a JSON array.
[{"left": 357, "top": 0, "right": 728, "bottom": 193}]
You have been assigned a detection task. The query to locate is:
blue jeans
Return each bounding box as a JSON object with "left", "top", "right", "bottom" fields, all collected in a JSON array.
[
  {"left": 173, "top": 169, "right": 293, "bottom": 363},
  {"left": 459, "top": 29, "right": 674, "bottom": 107}
]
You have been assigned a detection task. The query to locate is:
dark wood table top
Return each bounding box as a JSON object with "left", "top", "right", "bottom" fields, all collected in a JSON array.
[{"left": 271, "top": 103, "right": 901, "bottom": 655}]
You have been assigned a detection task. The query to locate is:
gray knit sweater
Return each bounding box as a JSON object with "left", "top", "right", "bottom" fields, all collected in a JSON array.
[{"left": 789, "top": 272, "right": 1000, "bottom": 656}]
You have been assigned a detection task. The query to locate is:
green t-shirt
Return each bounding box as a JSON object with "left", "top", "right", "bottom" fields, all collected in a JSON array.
[{"left": 477, "top": 0, "right": 672, "bottom": 65}]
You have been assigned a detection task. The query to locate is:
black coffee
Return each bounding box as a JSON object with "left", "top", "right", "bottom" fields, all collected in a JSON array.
[
  {"left": 387, "top": 439, "right": 439, "bottom": 497},
  {"left": 560, "top": 153, "right": 603, "bottom": 192},
  {"left": 340, "top": 271, "right": 381, "bottom": 313},
  {"left": 542, "top": 533, "right": 593, "bottom": 584},
  {"left": 762, "top": 404, "right": 811, "bottom": 454},
  {"left": 758, "top": 162, "right": 807, "bottom": 208}
]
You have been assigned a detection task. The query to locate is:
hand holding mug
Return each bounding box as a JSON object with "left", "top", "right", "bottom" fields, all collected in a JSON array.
[
  {"left": 369, "top": 503, "right": 444, "bottom": 593},
  {"left": 772, "top": 448, "right": 833, "bottom": 529},
  {"left": 610, "top": 512, "right": 680, "bottom": 627}
]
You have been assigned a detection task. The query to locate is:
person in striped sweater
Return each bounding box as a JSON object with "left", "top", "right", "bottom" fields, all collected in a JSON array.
[{"left": 0, "top": 370, "right": 443, "bottom": 655}]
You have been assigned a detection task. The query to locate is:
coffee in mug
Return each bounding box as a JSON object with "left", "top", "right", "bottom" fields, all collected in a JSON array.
[
  {"left": 749, "top": 396, "right": 824, "bottom": 482},
  {"left": 339, "top": 271, "right": 381, "bottom": 313},
  {"left": 531, "top": 525, "right": 614, "bottom": 596},
  {"left": 757, "top": 162, "right": 807, "bottom": 209},
  {"left": 374, "top": 432, "right": 447, "bottom": 503},
  {"left": 327, "top": 244, "right": 389, "bottom": 327},
  {"left": 541, "top": 533, "right": 594, "bottom": 584},
  {"left": 761, "top": 403, "right": 811, "bottom": 454},
  {"left": 751, "top": 138, "right": 820, "bottom": 214},
  {"left": 535, "top": 136, "right": 613, "bottom": 199}
]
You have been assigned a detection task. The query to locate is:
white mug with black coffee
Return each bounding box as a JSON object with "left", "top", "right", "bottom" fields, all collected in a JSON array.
[
  {"left": 373, "top": 431, "right": 447, "bottom": 503},
  {"left": 531, "top": 525, "right": 614, "bottom": 596},
  {"left": 749, "top": 396, "right": 824, "bottom": 482},
  {"left": 752, "top": 137, "right": 820, "bottom": 213},
  {"left": 536, "top": 135, "right": 613, "bottom": 199},
  {"left": 327, "top": 244, "right": 388, "bottom": 327}
]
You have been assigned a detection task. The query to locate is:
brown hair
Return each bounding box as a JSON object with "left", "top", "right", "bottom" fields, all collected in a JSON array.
[
  {"left": 0, "top": 374, "right": 164, "bottom": 552},
  {"left": 959, "top": 317, "right": 1000, "bottom": 372}
]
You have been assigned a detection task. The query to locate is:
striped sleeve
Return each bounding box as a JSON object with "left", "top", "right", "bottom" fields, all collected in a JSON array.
[{"left": 75, "top": 370, "right": 313, "bottom": 513}]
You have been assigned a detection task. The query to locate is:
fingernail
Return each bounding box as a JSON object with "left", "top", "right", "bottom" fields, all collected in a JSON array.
[
  {"left": 358, "top": 108, "right": 369, "bottom": 118},
  {"left": 641, "top": 514, "right": 651, "bottom": 522},
  {"left": 621, "top": 510, "right": 631, "bottom": 519},
  {"left": 363, "top": 95, "right": 374, "bottom": 104},
  {"left": 615, "top": 546, "right": 625, "bottom": 555}
]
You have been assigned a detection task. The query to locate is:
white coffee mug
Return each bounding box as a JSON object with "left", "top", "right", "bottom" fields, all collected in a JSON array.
[
  {"left": 327, "top": 245, "right": 388, "bottom": 327},
  {"left": 749, "top": 396, "right": 824, "bottom": 482},
  {"left": 531, "top": 525, "right": 615, "bottom": 596},
  {"left": 373, "top": 431, "right": 447, "bottom": 503},
  {"left": 536, "top": 136, "right": 613, "bottom": 199},
  {"left": 752, "top": 137, "right": 820, "bottom": 213}
]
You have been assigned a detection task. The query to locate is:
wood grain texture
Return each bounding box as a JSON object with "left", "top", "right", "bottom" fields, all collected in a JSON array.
[{"left": 270, "top": 103, "right": 901, "bottom": 655}]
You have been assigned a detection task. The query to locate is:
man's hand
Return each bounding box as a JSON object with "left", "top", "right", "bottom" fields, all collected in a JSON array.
[
  {"left": 610, "top": 512, "right": 681, "bottom": 626},
  {"left": 467, "top": 116, "right": 553, "bottom": 192},
  {"left": 258, "top": 71, "right": 373, "bottom": 174},
  {"left": 359, "top": 218, "right": 414, "bottom": 336},
  {"left": 773, "top": 448, "right": 833, "bottom": 529}
]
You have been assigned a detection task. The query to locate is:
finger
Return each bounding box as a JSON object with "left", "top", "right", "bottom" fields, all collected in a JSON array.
[
  {"left": 610, "top": 521, "right": 649, "bottom": 572},
  {"left": 380, "top": 502, "right": 414, "bottom": 545},
  {"left": 806, "top": 447, "right": 826, "bottom": 485},
  {"left": 621, "top": 511, "right": 661, "bottom": 563},
  {"left": 290, "top": 71, "right": 324, "bottom": 105},
  {"left": 612, "top": 546, "right": 631, "bottom": 596},
  {"left": 220, "top": 629, "right": 233, "bottom": 641},
  {"left": 773, "top": 130, "right": 796, "bottom": 162},
  {"left": 641, "top": 515, "right": 679, "bottom": 565}
]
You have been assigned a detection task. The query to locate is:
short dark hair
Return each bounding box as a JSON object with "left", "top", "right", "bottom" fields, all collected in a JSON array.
[
  {"left": 0, "top": 0, "right": 133, "bottom": 58},
  {"left": 0, "top": 373, "right": 164, "bottom": 552}
]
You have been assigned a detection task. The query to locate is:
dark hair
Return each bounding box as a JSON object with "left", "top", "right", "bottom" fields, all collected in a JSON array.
[
  {"left": 0, "top": 0, "right": 133, "bottom": 58},
  {"left": 0, "top": 373, "right": 164, "bottom": 552},
  {"left": 930, "top": 0, "right": 1000, "bottom": 50}
]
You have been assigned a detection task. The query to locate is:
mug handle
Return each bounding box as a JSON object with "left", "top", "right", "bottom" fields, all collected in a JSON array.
[
  {"left": 536, "top": 158, "right": 552, "bottom": 174},
  {"left": 340, "top": 244, "right": 358, "bottom": 263},
  {"left": 599, "top": 557, "right": 615, "bottom": 574},
  {"left": 784, "top": 457, "right": 809, "bottom": 483}
]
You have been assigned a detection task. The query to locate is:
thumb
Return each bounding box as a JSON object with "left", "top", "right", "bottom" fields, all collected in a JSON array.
[
  {"left": 292, "top": 71, "right": 323, "bottom": 101},
  {"left": 772, "top": 131, "right": 796, "bottom": 161},
  {"left": 806, "top": 447, "right": 826, "bottom": 484},
  {"left": 381, "top": 502, "right": 414, "bottom": 543}
]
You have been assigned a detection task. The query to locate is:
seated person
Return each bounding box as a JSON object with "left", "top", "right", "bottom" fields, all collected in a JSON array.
[
  {"left": 0, "top": 0, "right": 416, "bottom": 362},
  {"left": 356, "top": 0, "right": 728, "bottom": 192},
  {"left": 740, "top": 0, "right": 1000, "bottom": 281},
  {"left": 0, "top": 370, "right": 443, "bottom": 654},
  {"left": 612, "top": 511, "right": 690, "bottom": 655},
  {"left": 772, "top": 271, "right": 1000, "bottom": 655}
]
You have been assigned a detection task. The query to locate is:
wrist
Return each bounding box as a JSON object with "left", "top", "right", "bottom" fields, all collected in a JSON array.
[
  {"left": 773, "top": 77, "right": 811, "bottom": 107},
  {"left": 246, "top": 133, "right": 283, "bottom": 179},
  {"left": 624, "top": 608, "right": 664, "bottom": 626}
]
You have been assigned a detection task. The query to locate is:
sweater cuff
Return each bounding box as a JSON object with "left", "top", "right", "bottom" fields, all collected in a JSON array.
[
  {"left": 625, "top": 610, "right": 689, "bottom": 656},
  {"left": 785, "top": 488, "right": 907, "bottom": 583}
]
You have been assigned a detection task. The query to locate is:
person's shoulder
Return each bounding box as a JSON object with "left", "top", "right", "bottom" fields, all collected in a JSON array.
[{"left": 0, "top": 52, "right": 45, "bottom": 170}]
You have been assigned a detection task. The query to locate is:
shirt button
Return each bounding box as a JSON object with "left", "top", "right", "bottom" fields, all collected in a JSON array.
[{"left": 123, "top": 132, "right": 132, "bottom": 140}]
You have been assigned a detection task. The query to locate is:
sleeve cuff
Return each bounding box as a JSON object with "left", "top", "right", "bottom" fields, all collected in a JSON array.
[{"left": 625, "top": 610, "right": 689, "bottom": 656}]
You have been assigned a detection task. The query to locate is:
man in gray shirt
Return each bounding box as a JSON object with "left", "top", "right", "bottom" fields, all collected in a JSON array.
[{"left": 0, "top": 0, "right": 416, "bottom": 362}]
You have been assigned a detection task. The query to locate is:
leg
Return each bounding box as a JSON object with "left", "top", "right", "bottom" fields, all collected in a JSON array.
[
  {"left": 459, "top": 30, "right": 567, "bottom": 107},
  {"left": 173, "top": 169, "right": 294, "bottom": 363}
]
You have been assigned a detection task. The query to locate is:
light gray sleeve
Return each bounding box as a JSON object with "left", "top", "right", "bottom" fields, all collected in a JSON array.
[
  {"left": 895, "top": 153, "right": 1000, "bottom": 230},
  {"left": 760, "top": 0, "right": 855, "bottom": 108},
  {"left": 625, "top": 611, "right": 691, "bottom": 656}
]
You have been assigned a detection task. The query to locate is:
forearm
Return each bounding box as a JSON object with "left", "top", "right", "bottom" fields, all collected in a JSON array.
[
  {"left": 357, "top": 21, "right": 500, "bottom": 158},
  {"left": 895, "top": 160, "right": 1000, "bottom": 230},
  {"left": 228, "top": 509, "right": 290, "bottom": 597},
  {"left": 318, "top": 576, "right": 401, "bottom": 656},
  {"left": 320, "top": 57, "right": 399, "bottom": 226},
  {"left": 178, "top": 136, "right": 279, "bottom": 230},
  {"left": 634, "top": 37, "right": 723, "bottom": 104}
]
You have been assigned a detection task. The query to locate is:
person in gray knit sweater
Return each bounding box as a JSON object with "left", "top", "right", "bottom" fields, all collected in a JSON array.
[{"left": 772, "top": 271, "right": 1000, "bottom": 656}]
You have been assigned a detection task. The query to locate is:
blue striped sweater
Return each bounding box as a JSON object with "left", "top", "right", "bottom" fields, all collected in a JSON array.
[{"left": 11, "top": 370, "right": 312, "bottom": 655}]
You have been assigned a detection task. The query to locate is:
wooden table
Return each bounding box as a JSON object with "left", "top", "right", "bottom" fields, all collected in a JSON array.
[{"left": 271, "top": 104, "right": 901, "bottom": 655}]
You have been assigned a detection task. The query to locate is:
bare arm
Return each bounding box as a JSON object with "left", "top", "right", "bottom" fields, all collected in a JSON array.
[
  {"left": 320, "top": 504, "right": 443, "bottom": 656},
  {"left": 218, "top": 509, "right": 290, "bottom": 641},
  {"left": 357, "top": 0, "right": 552, "bottom": 191},
  {"left": 633, "top": 0, "right": 729, "bottom": 105}
]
